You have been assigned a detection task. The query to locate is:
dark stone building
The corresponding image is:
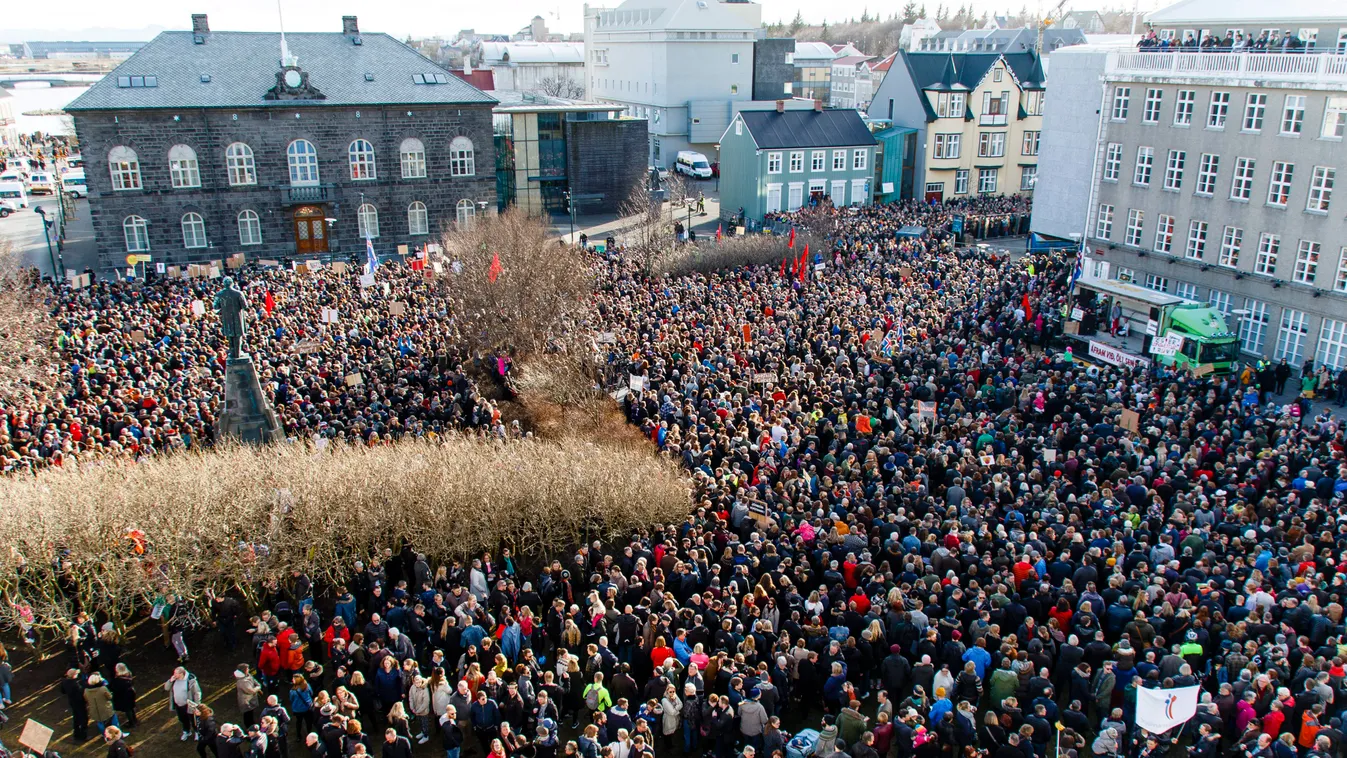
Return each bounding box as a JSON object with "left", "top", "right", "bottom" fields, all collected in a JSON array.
[
  {"left": 752, "top": 38, "right": 797, "bottom": 102},
  {"left": 66, "top": 14, "right": 497, "bottom": 269}
]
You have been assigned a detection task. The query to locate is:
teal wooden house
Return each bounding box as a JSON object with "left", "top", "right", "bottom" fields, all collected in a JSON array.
[{"left": 718, "top": 106, "right": 878, "bottom": 223}]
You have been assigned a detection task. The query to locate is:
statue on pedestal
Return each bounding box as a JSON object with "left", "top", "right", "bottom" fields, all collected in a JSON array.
[{"left": 213, "top": 276, "right": 248, "bottom": 361}]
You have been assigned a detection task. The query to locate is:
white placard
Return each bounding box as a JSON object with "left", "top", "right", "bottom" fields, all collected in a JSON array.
[
  {"left": 1070, "top": 307, "right": 1085, "bottom": 321},
  {"left": 191, "top": 299, "right": 206, "bottom": 316},
  {"left": 1149, "top": 334, "right": 1184, "bottom": 357},
  {"left": 753, "top": 372, "right": 776, "bottom": 384},
  {"left": 628, "top": 374, "right": 645, "bottom": 392},
  {"left": 1145, "top": 319, "right": 1159, "bottom": 336},
  {"left": 1043, "top": 449, "right": 1057, "bottom": 463},
  {"left": 359, "top": 273, "right": 375, "bottom": 288}
]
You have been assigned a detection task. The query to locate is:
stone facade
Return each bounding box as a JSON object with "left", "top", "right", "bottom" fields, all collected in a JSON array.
[
  {"left": 564, "top": 118, "right": 648, "bottom": 213},
  {"left": 74, "top": 104, "right": 496, "bottom": 268},
  {"left": 752, "top": 39, "right": 796, "bottom": 102}
]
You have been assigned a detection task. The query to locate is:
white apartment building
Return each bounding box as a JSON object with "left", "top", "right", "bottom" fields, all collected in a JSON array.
[{"left": 583, "top": 0, "right": 761, "bottom": 166}]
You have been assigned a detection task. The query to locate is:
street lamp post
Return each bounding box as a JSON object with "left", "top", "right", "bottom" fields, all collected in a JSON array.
[
  {"left": 564, "top": 191, "right": 576, "bottom": 244},
  {"left": 714, "top": 143, "right": 721, "bottom": 192},
  {"left": 33, "top": 207, "right": 58, "bottom": 278}
]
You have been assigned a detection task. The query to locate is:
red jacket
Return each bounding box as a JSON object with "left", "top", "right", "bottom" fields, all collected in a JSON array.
[{"left": 258, "top": 642, "right": 281, "bottom": 677}]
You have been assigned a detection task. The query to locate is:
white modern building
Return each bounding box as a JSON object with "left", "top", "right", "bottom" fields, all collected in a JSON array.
[
  {"left": 479, "top": 41, "right": 586, "bottom": 94},
  {"left": 900, "top": 20, "right": 944, "bottom": 52},
  {"left": 1032, "top": 0, "right": 1347, "bottom": 369},
  {"left": 583, "top": 0, "right": 760, "bottom": 167}
]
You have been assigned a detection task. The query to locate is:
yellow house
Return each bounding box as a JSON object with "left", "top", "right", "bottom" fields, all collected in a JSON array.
[{"left": 868, "top": 51, "right": 1046, "bottom": 201}]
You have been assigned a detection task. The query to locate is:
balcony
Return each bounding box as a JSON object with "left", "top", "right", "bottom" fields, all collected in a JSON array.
[
  {"left": 281, "top": 184, "right": 333, "bottom": 204},
  {"left": 979, "top": 113, "right": 1008, "bottom": 126},
  {"left": 1106, "top": 51, "right": 1347, "bottom": 88}
]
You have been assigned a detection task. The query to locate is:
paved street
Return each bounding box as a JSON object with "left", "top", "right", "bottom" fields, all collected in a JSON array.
[
  {"left": 1, "top": 194, "right": 98, "bottom": 278},
  {"left": 551, "top": 178, "right": 722, "bottom": 245}
]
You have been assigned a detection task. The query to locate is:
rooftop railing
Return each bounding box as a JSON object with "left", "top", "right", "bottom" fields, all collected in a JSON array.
[{"left": 1107, "top": 50, "right": 1347, "bottom": 87}]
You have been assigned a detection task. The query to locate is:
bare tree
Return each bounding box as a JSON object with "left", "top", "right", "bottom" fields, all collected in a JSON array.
[
  {"left": 618, "top": 181, "right": 675, "bottom": 275},
  {"left": 0, "top": 240, "right": 55, "bottom": 407},
  {"left": 534, "top": 75, "right": 587, "bottom": 99}
]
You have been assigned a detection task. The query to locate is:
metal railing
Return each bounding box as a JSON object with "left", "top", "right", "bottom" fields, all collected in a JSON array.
[
  {"left": 1107, "top": 51, "right": 1347, "bottom": 86},
  {"left": 281, "top": 184, "right": 332, "bottom": 204}
]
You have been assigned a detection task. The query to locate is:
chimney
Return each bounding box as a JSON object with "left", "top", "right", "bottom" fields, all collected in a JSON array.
[
  {"left": 776, "top": 99, "right": 785, "bottom": 113},
  {"left": 342, "top": 16, "right": 359, "bottom": 35},
  {"left": 814, "top": 99, "right": 823, "bottom": 112},
  {"left": 464, "top": 60, "right": 473, "bottom": 74},
  {"left": 191, "top": 14, "right": 209, "bottom": 34}
]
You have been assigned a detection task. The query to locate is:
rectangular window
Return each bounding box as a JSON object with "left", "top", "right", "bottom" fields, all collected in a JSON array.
[
  {"left": 1208, "top": 290, "right": 1231, "bottom": 316},
  {"left": 1103, "top": 143, "right": 1122, "bottom": 181},
  {"left": 1174, "top": 89, "right": 1195, "bottom": 125},
  {"left": 1176, "top": 281, "right": 1199, "bottom": 300},
  {"left": 1242, "top": 92, "right": 1267, "bottom": 131},
  {"left": 1338, "top": 249, "right": 1347, "bottom": 292},
  {"left": 1143, "top": 88, "right": 1163, "bottom": 123},
  {"left": 789, "top": 151, "right": 804, "bottom": 172},
  {"left": 832, "top": 149, "right": 847, "bottom": 170},
  {"left": 1144, "top": 273, "right": 1169, "bottom": 292},
  {"left": 1117, "top": 267, "right": 1134, "bottom": 283},
  {"left": 1125, "top": 208, "right": 1145, "bottom": 246},
  {"left": 978, "top": 132, "right": 1005, "bottom": 158},
  {"left": 1240, "top": 299, "right": 1270, "bottom": 355},
  {"left": 1323, "top": 96, "right": 1347, "bottom": 139},
  {"left": 811, "top": 150, "right": 825, "bottom": 172},
  {"left": 1164, "top": 150, "right": 1186, "bottom": 191},
  {"left": 1154, "top": 214, "right": 1175, "bottom": 253},
  {"left": 1186, "top": 220, "right": 1208, "bottom": 260},
  {"left": 1195, "top": 154, "right": 1219, "bottom": 196},
  {"left": 1231, "top": 157, "right": 1255, "bottom": 200},
  {"left": 1317, "top": 319, "right": 1347, "bottom": 371},
  {"left": 1267, "top": 161, "right": 1294, "bottom": 206},
  {"left": 1020, "top": 165, "right": 1037, "bottom": 191},
  {"left": 1219, "top": 226, "right": 1242, "bottom": 268},
  {"left": 767, "top": 152, "right": 782, "bottom": 174},
  {"left": 1095, "top": 204, "right": 1114, "bottom": 239},
  {"left": 1281, "top": 94, "right": 1305, "bottom": 134},
  {"left": 1207, "top": 91, "right": 1230, "bottom": 128},
  {"left": 1111, "top": 86, "right": 1130, "bottom": 120},
  {"left": 1276, "top": 308, "right": 1309, "bottom": 365},
  {"left": 1308, "top": 166, "right": 1335, "bottom": 211},
  {"left": 1024, "top": 91, "right": 1044, "bottom": 116},
  {"left": 954, "top": 169, "right": 969, "bottom": 194},
  {"left": 1133, "top": 146, "right": 1154, "bottom": 186},
  {"left": 852, "top": 149, "right": 868, "bottom": 170},
  {"left": 1021, "top": 131, "right": 1040, "bottom": 156},
  {"left": 932, "top": 134, "right": 961, "bottom": 159},
  {"left": 978, "top": 168, "right": 998, "bottom": 194},
  {"left": 1295, "top": 240, "right": 1321, "bottom": 284},
  {"left": 1256, "top": 233, "right": 1280, "bottom": 275}
]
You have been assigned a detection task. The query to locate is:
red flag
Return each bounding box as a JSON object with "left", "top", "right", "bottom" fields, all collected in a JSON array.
[
  {"left": 716, "top": 224, "right": 723, "bottom": 241},
  {"left": 488, "top": 252, "right": 503, "bottom": 283},
  {"left": 780, "top": 256, "right": 788, "bottom": 277},
  {"left": 264, "top": 291, "right": 275, "bottom": 317},
  {"left": 798, "top": 244, "right": 809, "bottom": 284},
  {"left": 1022, "top": 293, "right": 1032, "bottom": 320},
  {"left": 788, "top": 227, "right": 796, "bottom": 249}
]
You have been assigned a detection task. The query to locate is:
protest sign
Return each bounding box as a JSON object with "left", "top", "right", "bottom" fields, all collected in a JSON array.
[
  {"left": 389, "top": 302, "right": 407, "bottom": 316},
  {"left": 191, "top": 300, "right": 206, "bottom": 316},
  {"left": 19, "top": 719, "right": 53, "bottom": 754},
  {"left": 344, "top": 373, "right": 363, "bottom": 386},
  {"left": 1120, "top": 409, "right": 1140, "bottom": 433}
]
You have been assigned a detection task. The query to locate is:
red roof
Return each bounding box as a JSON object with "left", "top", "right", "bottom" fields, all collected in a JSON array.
[
  {"left": 871, "top": 52, "right": 897, "bottom": 73},
  {"left": 451, "top": 68, "right": 496, "bottom": 91}
]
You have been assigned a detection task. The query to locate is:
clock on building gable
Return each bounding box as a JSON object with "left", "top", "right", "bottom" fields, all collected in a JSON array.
[{"left": 265, "top": 64, "right": 326, "bottom": 101}]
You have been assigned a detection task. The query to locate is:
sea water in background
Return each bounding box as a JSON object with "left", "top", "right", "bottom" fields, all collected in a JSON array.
[{"left": 10, "top": 81, "right": 94, "bottom": 137}]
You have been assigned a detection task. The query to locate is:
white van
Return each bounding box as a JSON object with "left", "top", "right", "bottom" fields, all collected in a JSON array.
[
  {"left": 675, "top": 151, "right": 713, "bottom": 179},
  {"left": 26, "top": 172, "right": 56, "bottom": 196},
  {"left": 60, "top": 170, "right": 87, "bottom": 198},
  {"left": 0, "top": 181, "right": 28, "bottom": 216}
]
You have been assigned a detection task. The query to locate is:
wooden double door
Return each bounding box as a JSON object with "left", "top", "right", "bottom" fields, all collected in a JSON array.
[{"left": 293, "top": 206, "right": 328, "bottom": 255}]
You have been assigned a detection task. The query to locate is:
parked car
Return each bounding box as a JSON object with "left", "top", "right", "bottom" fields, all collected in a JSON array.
[
  {"left": 26, "top": 172, "right": 56, "bottom": 195},
  {"left": 675, "top": 151, "right": 713, "bottom": 179},
  {"left": 61, "top": 169, "right": 87, "bottom": 199},
  {"left": 0, "top": 180, "right": 28, "bottom": 216}
]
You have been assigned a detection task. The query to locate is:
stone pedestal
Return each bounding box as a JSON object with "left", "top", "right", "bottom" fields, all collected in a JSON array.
[{"left": 217, "top": 355, "right": 282, "bottom": 444}]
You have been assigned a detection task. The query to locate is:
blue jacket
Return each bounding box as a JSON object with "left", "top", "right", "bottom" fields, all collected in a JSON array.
[
  {"left": 929, "top": 698, "right": 953, "bottom": 725},
  {"left": 961, "top": 646, "right": 991, "bottom": 679},
  {"left": 289, "top": 686, "right": 314, "bottom": 714}
]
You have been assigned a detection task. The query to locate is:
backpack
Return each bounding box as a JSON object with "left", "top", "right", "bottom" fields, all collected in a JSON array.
[{"left": 585, "top": 685, "right": 600, "bottom": 711}]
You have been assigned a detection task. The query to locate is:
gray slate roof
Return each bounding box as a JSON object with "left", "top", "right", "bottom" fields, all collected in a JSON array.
[
  {"left": 66, "top": 31, "right": 495, "bottom": 111},
  {"left": 738, "top": 109, "right": 877, "bottom": 150}
]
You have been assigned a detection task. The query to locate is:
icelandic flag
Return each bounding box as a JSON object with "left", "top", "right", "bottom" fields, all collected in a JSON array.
[
  {"left": 1068, "top": 244, "right": 1085, "bottom": 291},
  {"left": 879, "top": 330, "right": 896, "bottom": 358},
  {"left": 364, "top": 236, "right": 379, "bottom": 276}
]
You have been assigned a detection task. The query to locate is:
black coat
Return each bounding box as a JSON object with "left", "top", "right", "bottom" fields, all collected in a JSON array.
[{"left": 111, "top": 676, "right": 136, "bottom": 711}]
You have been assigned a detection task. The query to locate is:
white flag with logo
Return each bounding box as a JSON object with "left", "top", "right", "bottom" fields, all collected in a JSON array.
[{"left": 1135, "top": 685, "right": 1200, "bottom": 734}]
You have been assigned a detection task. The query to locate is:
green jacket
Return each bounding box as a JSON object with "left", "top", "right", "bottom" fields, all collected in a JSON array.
[
  {"left": 989, "top": 669, "right": 1019, "bottom": 705},
  {"left": 85, "top": 683, "right": 114, "bottom": 723},
  {"left": 583, "top": 683, "right": 612, "bottom": 712}
]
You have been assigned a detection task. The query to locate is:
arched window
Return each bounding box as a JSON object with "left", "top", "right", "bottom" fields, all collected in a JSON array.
[
  {"left": 108, "top": 145, "right": 141, "bottom": 190},
  {"left": 181, "top": 212, "right": 207, "bottom": 249},
  {"left": 456, "top": 198, "right": 476, "bottom": 226},
  {"left": 226, "top": 142, "right": 256, "bottom": 186},
  {"left": 123, "top": 215, "right": 149, "bottom": 252},
  {"left": 408, "top": 201, "right": 428, "bottom": 235},
  {"left": 168, "top": 144, "right": 200, "bottom": 188},
  {"left": 449, "top": 136, "right": 475, "bottom": 177},
  {"left": 400, "top": 137, "right": 426, "bottom": 179},
  {"left": 287, "top": 139, "right": 320, "bottom": 186},
  {"left": 349, "top": 139, "right": 377, "bottom": 180},
  {"left": 357, "top": 203, "right": 379, "bottom": 239},
  {"left": 238, "top": 209, "right": 262, "bottom": 246}
]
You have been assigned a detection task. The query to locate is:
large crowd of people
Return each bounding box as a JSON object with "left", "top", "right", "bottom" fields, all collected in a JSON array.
[{"left": 8, "top": 194, "right": 1347, "bottom": 758}]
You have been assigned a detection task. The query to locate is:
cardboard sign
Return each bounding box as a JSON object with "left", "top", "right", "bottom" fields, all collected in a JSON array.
[
  {"left": 156, "top": 262, "right": 166, "bottom": 273},
  {"left": 209, "top": 266, "right": 221, "bottom": 279},
  {"left": 753, "top": 372, "right": 776, "bottom": 384},
  {"left": 427, "top": 244, "right": 442, "bottom": 254},
  {"left": 19, "top": 719, "right": 54, "bottom": 754},
  {"left": 1064, "top": 322, "right": 1081, "bottom": 334},
  {"left": 259, "top": 259, "right": 281, "bottom": 268},
  {"left": 167, "top": 266, "right": 181, "bottom": 279},
  {"left": 398, "top": 244, "right": 410, "bottom": 255},
  {"left": 389, "top": 301, "right": 407, "bottom": 316},
  {"left": 210, "top": 259, "right": 223, "bottom": 270},
  {"left": 226, "top": 253, "right": 246, "bottom": 269},
  {"left": 307, "top": 259, "right": 322, "bottom": 270},
  {"left": 321, "top": 307, "right": 339, "bottom": 323},
  {"left": 1192, "top": 362, "right": 1216, "bottom": 377},
  {"left": 1043, "top": 449, "right": 1057, "bottom": 463},
  {"left": 191, "top": 299, "right": 206, "bottom": 316},
  {"left": 1145, "top": 319, "right": 1159, "bottom": 336},
  {"left": 291, "top": 340, "right": 323, "bottom": 355},
  {"left": 359, "top": 273, "right": 375, "bottom": 288},
  {"left": 130, "top": 330, "right": 146, "bottom": 343},
  {"left": 596, "top": 331, "right": 617, "bottom": 344},
  {"left": 432, "top": 261, "right": 444, "bottom": 274},
  {"left": 330, "top": 261, "right": 349, "bottom": 274},
  {"left": 900, "top": 265, "right": 913, "bottom": 279},
  {"left": 344, "top": 373, "right": 363, "bottom": 386},
  {"left": 1120, "top": 408, "right": 1140, "bottom": 433},
  {"left": 71, "top": 274, "right": 89, "bottom": 289}
]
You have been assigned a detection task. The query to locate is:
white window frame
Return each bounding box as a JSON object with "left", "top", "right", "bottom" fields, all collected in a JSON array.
[
  {"left": 407, "top": 201, "right": 429, "bottom": 236},
  {"left": 1294, "top": 240, "right": 1320, "bottom": 284},
  {"left": 1208, "top": 290, "right": 1231, "bottom": 316},
  {"left": 789, "top": 151, "right": 804, "bottom": 173},
  {"left": 1020, "top": 165, "right": 1037, "bottom": 191},
  {"left": 1176, "top": 281, "right": 1199, "bottom": 301},
  {"left": 1207, "top": 91, "right": 1230, "bottom": 128},
  {"left": 1325, "top": 96, "right": 1347, "bottom": 139},
  {"left": 1255, "top": 232, "right": 1280, "bottom": 275},
  {"left": 1144, "top": 273, "right": 1169, "bottom": 292},
  {"left": 954, "top": 169, "right": 969, "bottom": 194},
  {"left": 123, "top": 215, "right": 149, "bottom": 252},
  {"left": 852, "top": 149, "right": 868, "bottom": 171},
  {"left": 1125, "top": 208, "right": 1144, "bottom": 246},
  {"left": 767, "top": 152, "right": 783, "bottom": 174},
  {"left": 181, "top": 212, "right": 207, "bottom": 249},
  {"left": 400, "top": 138, "right": 427, "bottom": 179},
  {"left": 1219, "top": 226, "right": 1242, "bottom": 268},
  {"left": 1174, "top": 89, "right": 1195, "bottom": 126},
  {"left": 1103, "top": 143, "right": 1122, "bottom": 181},
  {"left": 108, "top": 145, "right": 141, "bottom": 191},
  {"left": 978, "top": 132, "right": 1005, "bottom": 158},
  {"left": 832, "top": 149, "right": 846, "bottom": 170},
  {"left": 932, "top": 134, "right": 960, "bottom": 160},
  {"left": 1185, "top": 220, "right": 1207, "bottom": 260},
  {"left": 1143, "top": 88, "right": 1162, "bottom": 124},
  {"left": 1133, "top": 146, "right": 1154, "bottom": 186},
  {"left": 1276, "top": 308, "right": 1309, "bottom": 365},
  {"left": 1267, "top": 161, "right": 1294, "bottom": 207},
  {"left": 450, "top": 136, "right": 475, "bottom": 177},
  {"left": 226, "top": 142, "right": 256, "bottom": 186},
  {"left": 1281, "top": 94, "right": 1305, "bottom": 135},
  {"left": 456, "top": 198, "right": 477, "bottom": 226},
  {"left": 1337, "top": 248, "right": 1347, "bottom": 293},
  {"left": 168, "top": 144, "right": 201, "bottom": 189},
  {"left": 1242, "top": 92, "right": 1267, "bottom": 132},
  {"left": 1111, "top": 86, "right": 1130, "bottom": 121},
  {"left": 357, "top": 203, "right": 380, "bottom": 239},
  {"left": 1240, "top": 299, "right": 1270, "bottom": 355},
  {"left": 811, "top": 150, "right": 825, "bottom": 172},
  {"left": 1317, "top": 319, "right": 1347, "bottom": 371},
  {"left": 1195, "top": 154, "right": 1218, "bottom": 196},
  {"left": 1163, "top": 149, "right": 1185, "bottom": 191},
  {"left": 287, "top": 139, "right": 320, "bottom": 186},
  {"left": 1021, "top": 131, "right": 1040, "bottom": 156},
  {"left": 977, "top": 167, "right": 998, "bottom": 194},
  {"left": 1231, "top": 157, "right": 1255, "bottom": 200},
  {"left": 1095, "top": 204, "right": 1114, "bottom": 239},
  {"left": 1154, "top": 214, "right": 1175, "bottom": 253},
  {"left": 1307, "top": 166, "right": 1335, "bottom": 212}
]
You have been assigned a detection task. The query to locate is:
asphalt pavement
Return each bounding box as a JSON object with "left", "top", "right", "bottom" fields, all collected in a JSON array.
[{"left": 0, "top": 193, "right": 98, "bottom": 278}]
